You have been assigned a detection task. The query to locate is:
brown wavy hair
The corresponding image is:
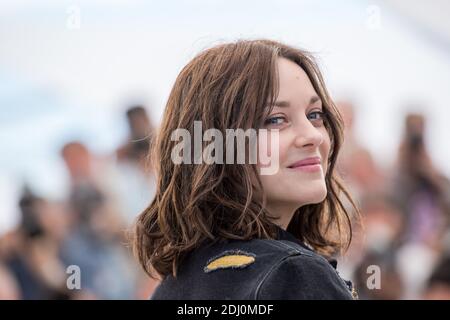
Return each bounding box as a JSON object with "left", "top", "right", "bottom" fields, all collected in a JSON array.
[{"left": 133, "top": 39, "right": 359, "bottom": 278}]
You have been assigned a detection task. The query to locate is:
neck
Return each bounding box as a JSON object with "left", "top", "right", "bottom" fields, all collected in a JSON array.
[{"left": 266, "top": 202, "right": 298, "bottom": 230}]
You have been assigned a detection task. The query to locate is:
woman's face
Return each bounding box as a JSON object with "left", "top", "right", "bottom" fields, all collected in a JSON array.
[{"left": 258, "top": 57, "right": 331, "bottom": 216}]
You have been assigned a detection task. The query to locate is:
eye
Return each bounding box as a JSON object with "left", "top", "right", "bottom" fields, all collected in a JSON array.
[
  {"left": 307, "top": 111, "right": 325, "bottom": 121},
  {"left": 264, "top": 116, "right": 286, "bottom": 126}
]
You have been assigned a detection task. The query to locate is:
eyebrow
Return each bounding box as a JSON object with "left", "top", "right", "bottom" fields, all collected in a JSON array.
[{"left": 273, "top": 95, "right": 321, "bottom": 108}]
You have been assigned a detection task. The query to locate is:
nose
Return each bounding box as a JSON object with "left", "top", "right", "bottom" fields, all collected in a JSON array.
[{"left": 292, "top": 118, "right": 324, "bottom": 149}]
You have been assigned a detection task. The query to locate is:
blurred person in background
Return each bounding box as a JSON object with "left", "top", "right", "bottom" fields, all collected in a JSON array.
[
  {"left": 61, "top": 141, "right": 125, "bottom": 235},
  {"left": 115, "top": 105, "right": 157, "bottom": 225},
  {"left": 388, "top": 112, "right": 450, "bottom": 299},
  {"left": 117, "top": 105, "right": 155, "bottom": 168},
  {"left": 1, "top": 222, "right": 21, "bottom": 299},
  {"left": 60, "top": 141, "right": 137, "bottom": 299},
  {"left": 391, "top": 113, "right": 450, "bottom": 245},
  {"left": 350, "top": 193, "right": 406, "bottom": 299},
  {"left": 113, "top": 106, "right": 160, "bottom": 298},
  {"left": 0, "top": 187, "right": 72, "bottom": 299},
  {"left": 353, "top": 247, "right": 404, "bottom": 300},
  {"left": 423, "top": 245, "right": 450, "bottom": 299},
  {"left": 0, "top": 263, "right": 21, "bottom": 300},
  {"left": 113, "top": 106, "right": 162, "bottom": 298},
  {"left": 361, "top": 193, "right": 405, "bottom": 254}
]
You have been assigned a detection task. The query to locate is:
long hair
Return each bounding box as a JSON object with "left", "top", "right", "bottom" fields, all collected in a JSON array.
[{"left": 133, "top": 39, "right": 359, "bottom": 278}]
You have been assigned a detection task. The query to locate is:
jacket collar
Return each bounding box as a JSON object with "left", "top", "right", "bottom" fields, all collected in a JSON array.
[
  {"left": 274, "top": 225, "right": 339, "bottom": 270},
  {"left": 275, "top": 225, "right": 314, "bottom": 252}
]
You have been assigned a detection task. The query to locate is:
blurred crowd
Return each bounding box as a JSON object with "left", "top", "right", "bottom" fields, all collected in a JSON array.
[
  {"left": 0, "top": 106, "right": 159, "bottom": 299},
  {"left": 1, "top": 100, "right": 450, "bottom": 300},
  {"left": 336, "top": 101, "right": 450, "bottom": 300}
]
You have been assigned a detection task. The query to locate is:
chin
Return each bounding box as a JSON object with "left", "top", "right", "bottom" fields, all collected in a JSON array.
[{"left": 296, "top": 187, "right": 327, "bottom": 206}]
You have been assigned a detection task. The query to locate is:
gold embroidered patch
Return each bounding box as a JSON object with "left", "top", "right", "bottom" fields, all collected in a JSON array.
[{"left": 204, "top": 251, "right": 256, "bottom": 273}]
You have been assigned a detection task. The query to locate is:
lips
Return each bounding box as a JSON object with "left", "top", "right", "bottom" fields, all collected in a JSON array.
[{"left": 287, "top": 156, "right": 321, "bottom": 168}]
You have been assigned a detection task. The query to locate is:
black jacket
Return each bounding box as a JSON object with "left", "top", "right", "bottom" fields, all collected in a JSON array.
[{"left": 151, "top": 226, "right": 356, "bottom": 300}]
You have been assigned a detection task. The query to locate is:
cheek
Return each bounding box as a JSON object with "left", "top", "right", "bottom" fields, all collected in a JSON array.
[{"left": 257, "top": 131, "right": 288, "bottom": 168}]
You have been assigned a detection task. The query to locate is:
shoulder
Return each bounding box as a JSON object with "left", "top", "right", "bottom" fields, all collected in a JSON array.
[
  {"left": 231, "top": 238, "right": 353, "bottom": 300},
  {"left": 196, "top": 238, "right": 354, "bottom": 300},
  {"left": 254, "top": 252, "right": 354, "bottom": 299}
]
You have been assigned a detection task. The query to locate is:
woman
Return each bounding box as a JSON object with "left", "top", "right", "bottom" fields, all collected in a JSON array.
[{"left": 133, "top": 39, "right": 359, "bottom": 299}]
